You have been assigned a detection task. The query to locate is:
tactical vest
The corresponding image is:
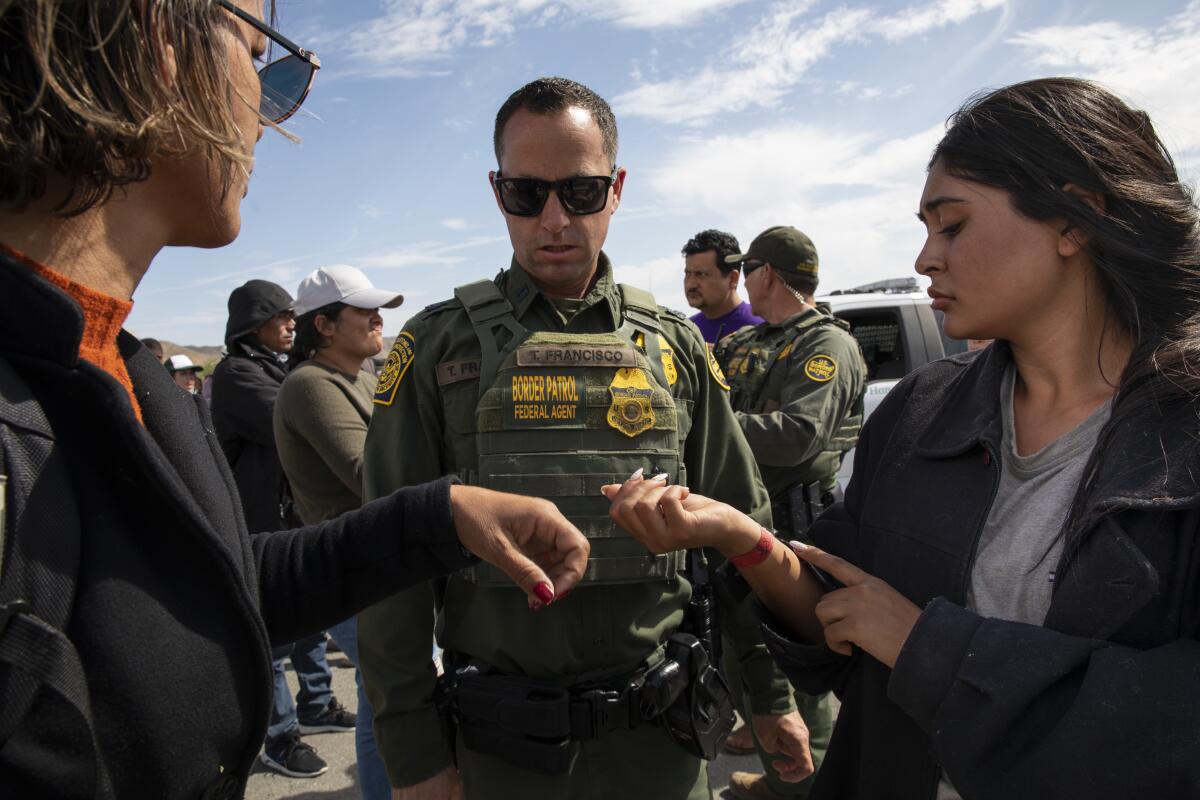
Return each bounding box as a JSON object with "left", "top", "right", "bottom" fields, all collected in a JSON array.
[
  {"left": 453, "top": 279, "right": 687, "bottom": 587},
  {"left": 720, "top": 310, "right": 862, "bottom": 455}
]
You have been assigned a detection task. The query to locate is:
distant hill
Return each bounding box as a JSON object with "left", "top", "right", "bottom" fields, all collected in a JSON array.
[{"left": 159, "top": 340, "right": 225, "bottom": 372}]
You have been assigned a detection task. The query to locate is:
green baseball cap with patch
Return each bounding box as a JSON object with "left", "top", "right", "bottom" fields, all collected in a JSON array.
[{"left": 725, "top": 225, "right": 819, "bottom": 276}]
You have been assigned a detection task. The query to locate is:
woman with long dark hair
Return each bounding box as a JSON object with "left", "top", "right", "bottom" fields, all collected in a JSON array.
[{"left": 606, "top": 77, "right": 1200, "bottom": 800}]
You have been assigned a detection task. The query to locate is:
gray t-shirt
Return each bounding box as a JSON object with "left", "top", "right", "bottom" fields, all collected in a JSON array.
[{"left": 937, "top": 365, "right": 1112, "bottom": 800}]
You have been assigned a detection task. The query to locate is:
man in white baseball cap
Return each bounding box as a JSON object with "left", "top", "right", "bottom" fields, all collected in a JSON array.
[
  {"left": 293, "top": 264, "right": 404, "bottom": 317},
  {"left": 165, "top": 354, "right": 204, "bottom": 394}
]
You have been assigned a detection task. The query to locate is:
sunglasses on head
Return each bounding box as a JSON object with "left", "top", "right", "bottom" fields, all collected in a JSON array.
[
  {"left": 492, "top": 171, "right": 617, "bottom": 217},
  {"left": 216, "top": 0, "right": 321, "bottom": 124}
]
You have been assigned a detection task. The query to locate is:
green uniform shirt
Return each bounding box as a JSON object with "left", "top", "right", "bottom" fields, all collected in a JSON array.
[
  {"left": 716, "top": 304, "right": 867, "bottom": 500},
  {"left": 359, "top": 255, "right": 788, "bottom": 787}
]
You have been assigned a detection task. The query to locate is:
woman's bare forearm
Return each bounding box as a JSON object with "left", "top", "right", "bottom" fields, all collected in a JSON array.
[{"left": 723, "top": 530, "right": 827, "bottom": 644}]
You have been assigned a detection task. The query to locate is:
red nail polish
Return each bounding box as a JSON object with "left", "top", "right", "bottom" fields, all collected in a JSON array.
[{"left": 534, "top": 582, "right": 555, "bottom": 604}]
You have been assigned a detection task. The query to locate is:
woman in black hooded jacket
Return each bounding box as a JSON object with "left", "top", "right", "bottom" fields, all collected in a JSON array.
[
  {"left": 0, "top": 3, "right": 587, "bottom": 798},
  {"left": 607, "top": 77, "right": 1200, "bottom": 800}
]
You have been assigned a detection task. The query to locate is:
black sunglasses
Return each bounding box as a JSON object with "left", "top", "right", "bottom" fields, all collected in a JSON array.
[
  {"left": 740, "top": 259, "right": 767, "bottom": 275},
  {"left": 216, "top": 0, "right": 321, "bottom": 124},
  {"left": 492, "top": 171, "right": 617, "bottom": 217}
]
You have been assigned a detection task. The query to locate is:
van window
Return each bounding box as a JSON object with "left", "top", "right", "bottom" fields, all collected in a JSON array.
[{"left": 838, "top": 310, "right": 907, "bottom": 382}]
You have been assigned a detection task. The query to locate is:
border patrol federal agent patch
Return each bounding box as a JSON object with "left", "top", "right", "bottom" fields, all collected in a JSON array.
[
  {"left": 804, "top": 354, "right": 837, "bottom": 383},
  {"left": 706, "top": 345, "right": 730, "bottom": 391},
  {"left": 608, "top": 368, "right": 656, "bottom": 437},
  {"left": 660, "top": 343, "right": 678, "bottom": 386},
  {"left": 374, "top": 332, "right": 415, "bottom": 406}
]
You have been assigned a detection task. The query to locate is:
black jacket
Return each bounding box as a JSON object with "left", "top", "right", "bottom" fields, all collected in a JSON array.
[
  {"left": 211, "top": 339, "right": 292, "bottom": 533},
  {"left": 761, "top": 342, "right": 1200, "bottom": 800},
  {"left": 0, "top": 258, "right": 472, "bottom": 799}
]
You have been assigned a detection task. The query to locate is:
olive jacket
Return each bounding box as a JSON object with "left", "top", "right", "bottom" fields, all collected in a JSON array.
[
  {"left": 716, "top": 304, "right": 866, "bottom": 499},
  {"left": 359, "top": 256, "right": 786, "bottom": 788},
  {"left": 760, "top": 342, "right": 1200, "bottom": 800},
  {"left": 0, "top": 258, "right": 473, "bottom": 800}
]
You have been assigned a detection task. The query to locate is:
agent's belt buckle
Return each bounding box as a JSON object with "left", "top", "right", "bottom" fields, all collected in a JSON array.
[{"left": 573, "top": 687, "right": 636, "bottom": 740}]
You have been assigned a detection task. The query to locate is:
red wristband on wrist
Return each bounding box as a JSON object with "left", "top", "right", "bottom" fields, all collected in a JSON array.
[{"left": 730, "top": 529, "right": 775, "bottom": 570}]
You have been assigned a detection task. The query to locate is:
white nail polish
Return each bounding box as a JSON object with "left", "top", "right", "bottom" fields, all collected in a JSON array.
[
  {"left": 630, "top": 467, "right": 644, "bottom": 480},
  {"left": 651, "top": 473, "right": 669, "bottom": 482}
]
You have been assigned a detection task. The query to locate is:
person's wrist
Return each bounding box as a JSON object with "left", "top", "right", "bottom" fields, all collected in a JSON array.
[
  {"left": 729, "top": 529, "right": 775, "bottom": 570},
  {"left": 717, "top": 514, "right": 767, "bottom": 558}
]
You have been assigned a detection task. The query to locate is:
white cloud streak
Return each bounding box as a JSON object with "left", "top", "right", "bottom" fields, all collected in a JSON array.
[
  {"left": 614, "top": 0, "right": 1006, "bottom": 125},
  {"left": 641, "top": 122, "right": 945, "bottom": 291},
  {"left": 1009, "top": 2, "right": 1200, "bottom": 159},
  {"left": 340, "top": 0, "right": 749, "bottom": 73},
  {"left": 354, "top": 234, "right": 509, "bottom": 269}
]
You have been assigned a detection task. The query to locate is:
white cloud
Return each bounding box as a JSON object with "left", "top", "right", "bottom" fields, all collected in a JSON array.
[
  {"left": 611, "top": 255, "right": 692, "bottom": 317},
  {"left": 1009, "top": 3, "right": 1200, "bottom": 159},
  {"left": 340, "top": 0, "right": 748, "bottom": 73},
  {"left": 642, "top": 122, "right": 945, "bottom": 291},
  {"left": 354, "top": 234, "right": 509, "bottom": 269},
  {"left": 441, "top": 217, "right": 471, "bottom": 230},
  {"left": 614, "top": 0, "right": 1006, "bottom": 125},
  {"left": 580, "top": 0, "right": 750, "bottom": 29},
  {"left": 872, "top": 0, "right": 1006, "bottom": 41}
]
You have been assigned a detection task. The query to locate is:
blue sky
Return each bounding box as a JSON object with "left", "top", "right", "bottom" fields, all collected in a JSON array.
[{"left": 129, "top": 0, "right": 1200, "bottom": 345}]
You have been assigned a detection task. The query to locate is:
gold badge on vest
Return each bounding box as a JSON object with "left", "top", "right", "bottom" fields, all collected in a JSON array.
[{"left": 607, "top": 368, "right": 656, "bottom": 437}]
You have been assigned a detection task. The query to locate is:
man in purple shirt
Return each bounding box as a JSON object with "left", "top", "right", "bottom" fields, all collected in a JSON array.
[{"left": 683, "top": 229, "right": 764, "bottom": 343}]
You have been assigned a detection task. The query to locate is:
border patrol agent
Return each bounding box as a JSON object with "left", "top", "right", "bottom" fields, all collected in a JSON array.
[
  {"left": 360, "top": 78, "right": 793, "bottom": 800},
  {"left": 715, "top": 226, "right": 867, "bottom": 800}
]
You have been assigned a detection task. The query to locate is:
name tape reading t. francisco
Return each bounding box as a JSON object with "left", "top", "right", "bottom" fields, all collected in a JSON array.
[{"left": 517, "top": 345, "right": 638, "bottom": 368}]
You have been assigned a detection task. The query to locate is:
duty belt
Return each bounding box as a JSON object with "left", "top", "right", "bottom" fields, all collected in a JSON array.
[
  {"left": 437, "top": 637, "right": 717, "bottom": 775},
  {"left": 438, "top": 666, "right": 661, "bottom": 775}
]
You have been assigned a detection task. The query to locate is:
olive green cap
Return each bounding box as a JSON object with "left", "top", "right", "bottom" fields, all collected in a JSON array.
[{"left": 725, "top": 225, "right": 819, "bottom": 276}]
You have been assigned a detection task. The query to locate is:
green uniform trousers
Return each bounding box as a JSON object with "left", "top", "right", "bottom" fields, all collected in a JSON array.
[
  {"left": 724, "top": 646, "right": 833, "bottom": 797},
  {"left": 455, "top": 722, "right": 710, "bottom": 800}
]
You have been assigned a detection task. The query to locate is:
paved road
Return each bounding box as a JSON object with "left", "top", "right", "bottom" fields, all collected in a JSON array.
[{"left": 246, "top": 654, "right": 767, "bottom": 799}]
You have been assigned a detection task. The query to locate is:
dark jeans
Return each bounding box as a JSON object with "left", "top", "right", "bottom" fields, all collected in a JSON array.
[{"left": 267, "top": 632, "right": 333, "bottom": 740}]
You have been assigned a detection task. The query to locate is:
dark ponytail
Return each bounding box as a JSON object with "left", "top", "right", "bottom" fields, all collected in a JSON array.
[{"left": 289, "top": 302, "right": 347, "bottom": 371}]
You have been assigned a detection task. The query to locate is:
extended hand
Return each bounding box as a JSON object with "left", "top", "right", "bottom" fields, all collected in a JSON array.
[
  {"left": 601, "top": 471, "right": 761, "bottom": 556},
  {"left": 791, "top": 542, "right": 922, "bottom": 668},
  {"left": 753, "top": 710, "right": 815, "bottom": 783},
  {"left": 392, "top": 766, "right": 463, "bottom": 800},
  {"left": 449, "top": 485, "right": 589, "bottom": 605}
]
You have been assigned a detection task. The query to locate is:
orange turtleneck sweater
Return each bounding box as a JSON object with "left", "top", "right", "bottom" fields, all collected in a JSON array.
[{"left": 2, "top": 243, "right": 145, "bottom": 424}]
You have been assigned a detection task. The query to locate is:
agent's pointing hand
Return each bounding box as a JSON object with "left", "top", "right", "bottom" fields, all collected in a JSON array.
[{"left": 449, "top": 485, "right": 589, "bottom": 605}]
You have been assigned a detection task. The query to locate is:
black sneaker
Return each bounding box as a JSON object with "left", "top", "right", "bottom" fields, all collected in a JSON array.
[
  {"left": 298, "top": 697, "right": 357, "bottom": 734},
  {"left": 260, "top": 730, "right": 328, "bottom": 778}
]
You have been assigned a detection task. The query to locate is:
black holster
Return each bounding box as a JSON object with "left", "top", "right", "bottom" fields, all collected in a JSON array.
[
  {"left": 656, "top": 633, "right": 735, "bottom": 761},
  {"left": 776, "top": 481, "right": 844, "bottom": 538}
]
